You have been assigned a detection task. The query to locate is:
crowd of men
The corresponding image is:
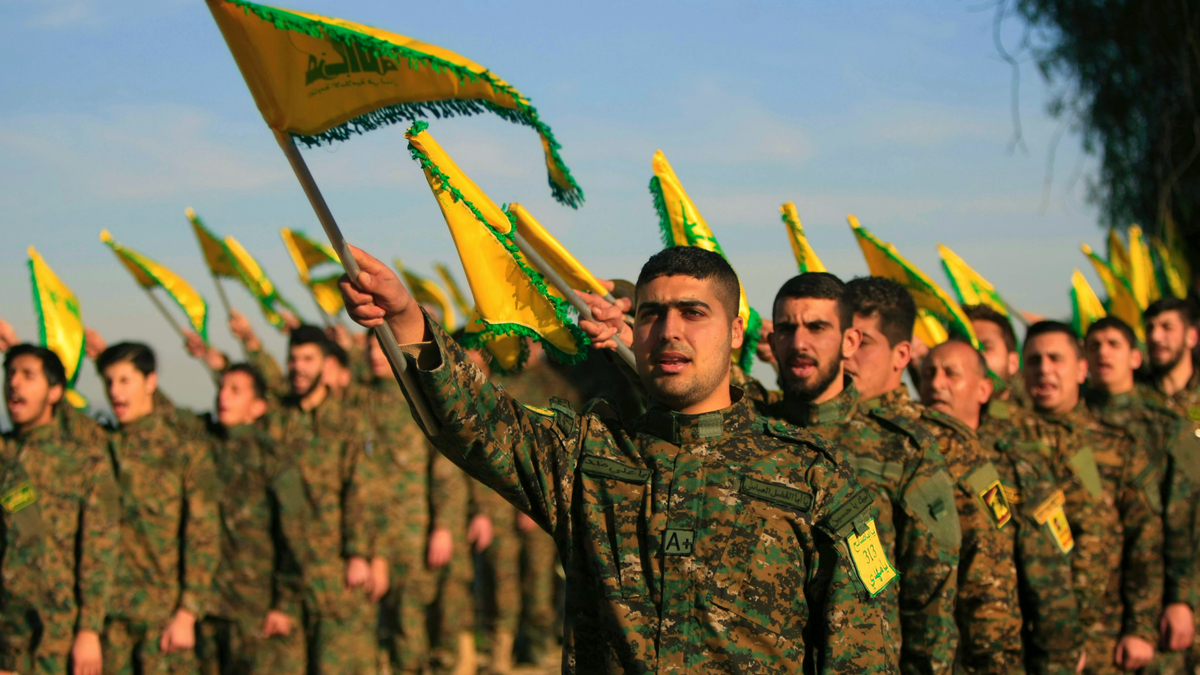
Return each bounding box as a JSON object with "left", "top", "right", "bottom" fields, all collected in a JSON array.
[{"left": 3, "top": 242, "right": 1200, "bottom": 675}]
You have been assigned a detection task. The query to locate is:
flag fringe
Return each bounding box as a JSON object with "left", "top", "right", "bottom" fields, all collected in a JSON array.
[
  {"left": 406, "top": 121, "right": 589, "bottom": 365},
  {"left": 224, "top": 0, "right": 583, "bottom": 208}
]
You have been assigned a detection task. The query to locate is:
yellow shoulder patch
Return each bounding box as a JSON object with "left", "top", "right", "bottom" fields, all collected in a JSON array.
[
  {"left": 1032, "top": 489, "right": 1074, "bottom": 553},
  {"left": 522, "top": 404, "right": 556, "bottom": 418},
  {"left": 1, "top": 481, "right": 37, "bottom": 514},
  {"left": 847, "top": 518, "right": 898, "bottom": 597}
]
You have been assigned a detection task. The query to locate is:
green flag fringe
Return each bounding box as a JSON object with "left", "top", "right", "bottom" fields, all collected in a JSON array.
[
  {"left": 225, "top": 0, "right": 584, "bottom": 209},
  {"left": 28, "top": 258, "right": 86, "bottom": 389},
  {"left": 405, "top": 120, "right": 589, "bottom": 365}
]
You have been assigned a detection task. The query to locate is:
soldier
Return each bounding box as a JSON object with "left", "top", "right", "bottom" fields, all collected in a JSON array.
[
  {"left": 340, "top": 245, "right": 893, "bottom": 673},
  {"left": 1083, "top": 317, "right": 1200, "bottom": 673},
  {"left": 963, "top": 304, "right": 1030, "bottom": 408},
  {"left": 843, "top": 277, "right": 1022, "bottom": 675},
  {"left": 193, "top": 362, "right": 310, "bottom": 675},
  {"left": 1023, "top": 321, "right": 1162, "bottom": 674},
  {"left": 1140, "top": 297, "right": 1200, "bottom": 422},
  {"left": 268, "top": 326, "right": 375, "bottom": 675},
  {"left": 93, "top": 342, "right": 220, "bottom": 675},
  {"left": 1, "top": 345, "right": 120, "bottom": 675}
]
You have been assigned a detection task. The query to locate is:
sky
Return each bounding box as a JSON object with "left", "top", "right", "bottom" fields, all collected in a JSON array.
[{"left": 0, "top": 0, "right": 1106, "bottom": 418}]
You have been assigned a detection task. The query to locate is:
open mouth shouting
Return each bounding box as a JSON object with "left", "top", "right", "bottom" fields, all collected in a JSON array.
[
  {"left": 786, "top": 354, "right": 819, "bottom": 381},
  {"left": 6, "top": 393, "right": 27, "bottom": 417},
  {"left": 652, "top": 348, "right": 692, "bottom": 375}
]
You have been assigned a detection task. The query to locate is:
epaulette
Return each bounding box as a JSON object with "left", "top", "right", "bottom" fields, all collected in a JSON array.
[
  {"left": 581, "top": 396, "right": 622, "bottom": 423},
  {"left": 921, "top": 407, "right": 975, "bottom": 442},
  {"left": 763, "top": 418, "right": 836, "bottom": 458},
  {"left": 868, "top": 406, "right": 940, "bottom": 453}
]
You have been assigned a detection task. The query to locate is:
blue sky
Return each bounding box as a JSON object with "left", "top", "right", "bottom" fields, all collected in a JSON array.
[{"left": 0, "top": 0, "right": 1105, "bottom": 414}]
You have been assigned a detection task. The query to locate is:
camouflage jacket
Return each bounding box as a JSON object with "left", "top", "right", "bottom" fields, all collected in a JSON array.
[
  {"left": 977, "top": 400, "right": 1082, "bottom": 675},
  {"left": 868, "top": 388, "right": 1022, "bottom": 675},
  {"left": 1085, "top": 389, "right": 1200, "bottom": 611},
  {"left": 1139, "top": 371, "right": 1200, "bottom": 425},
  {"left": 266, "top": 391, "right": 367, "bottom": 619},
  {"left": 207, "top": 420, "right": 308, "bottom": 622},
  {"left": 759, "top": 380, "right": 961, "bottom": 675},
  {"left": 1, "top": 415, "right": 121, "bottom": 634},
  {"left": 1040, "top": 403, "right": 1163, "bottom": 644},
  {"left": 400, "top": 317, "right": 894, "bottom": 674},
  {"left": 106, "top": 402, "right": 220, "bottom": 621},
  {"left": 246, "top": 347, "right": 289, "bottom": 401}
]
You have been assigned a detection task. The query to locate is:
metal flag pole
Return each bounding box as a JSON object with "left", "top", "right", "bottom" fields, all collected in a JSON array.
[
  {"left": 511, "top": 231, "right": 637, "bottom": 369},
  {"left": 272, "top": 130, "right": 441, "bottom": 435},
  {"left": 211, "top": 274, "right": 235, "bottom": 319},
  {"left": 144, "top": 288, "right": 218, "bottom": 380},
  {"left": 1003, "top": 299, "right": 1032, "bottom": 328}
]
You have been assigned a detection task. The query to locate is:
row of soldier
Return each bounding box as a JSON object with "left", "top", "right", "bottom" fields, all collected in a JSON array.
[
  {"left": 0, "top": 303, "right": 599, "bottom": 674},
  {"left": 4, "top": 240, "right": 1200, "bottom": 675}
]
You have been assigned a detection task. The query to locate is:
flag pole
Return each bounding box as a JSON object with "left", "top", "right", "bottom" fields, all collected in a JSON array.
[
  {"left": 144, "top": 288, "right": 218, "bottom": 379},
  {"left": 211, "top": 274, "right": 235, "bottom": 319},
  {"left": 511, "top": 231, "right": 637, "bottom": 369},
  {"left": 272, "top": 130, "right": 440, "bottom": 435},
  {"left": 302, "top": 282, "right": 334, "bottom": 329},
  {"left": 1003, "top": 299, "right": 1031, "bottom": 328}
]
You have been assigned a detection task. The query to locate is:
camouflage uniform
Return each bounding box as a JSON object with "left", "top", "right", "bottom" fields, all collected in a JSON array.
[
  {"left": 868, "top": 387, "right": 1022, "bottom": 675},
  {"left": 268, "top": 392, "right": 375, "bottom": 675},
  {"left": 0, "top": 411, "right": 120, "bottom": 675},
  {"left": 399, "top": 316, "right": 894, "bottom": 674},
  {"left": 1085, "top": 389, "right": 1200, "bottom": 674},
  {"left": 428, "top": 449, "right": 475, "bottom": 666},
  {"left": 355, "top": 378, "right": 438, "bottom": 674},
  {"left": 1140, "top": 372, "right": 1200, "bottom": 425},
  {"left": 977, "top": 399, "right": 1083, "bottom": 675},
  {"left": 198, "top": 420, "right": 310, "bottom": 675},
  {"left": 756, "top": 379, "right": 961, "bottom": 675},
  {"left": 102, "top": 400, "right": 221, "bottom": 675},
  {"left": 1040, "top": 404, "right": 1163, "bottom": 675},
  {"left": 473, "top": 482, "right": 520, "bottom": 637},
  {"left": 245, "top": 348, "right": 288, "bottom": 401}
]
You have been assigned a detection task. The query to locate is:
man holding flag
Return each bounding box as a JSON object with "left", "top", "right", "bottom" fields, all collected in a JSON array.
[{"left": 339, "top": 244, "right": 891, "bottom": 673}]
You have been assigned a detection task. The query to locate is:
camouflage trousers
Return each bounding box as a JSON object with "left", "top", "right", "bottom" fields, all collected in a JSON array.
[
  {"left": 478, "top": 507, "right": 520, "bottom": 634},
  {"left": 518, "top": 523, "right": 558, "bottom": 641},
  {"left": 379, "top": 561, "right": 436, "bottom": 674},
  {"left": 305, "top": 602, "right": 374, "bottom": 675},
  {"left": 196, "top": 614, "right": 306, "bottom": 675},
  {"left": 0, "top": 607, "right": 72, "bottom": 675},
  {"left": 101, "top": 617, "right": 199, "bottom": 675}
]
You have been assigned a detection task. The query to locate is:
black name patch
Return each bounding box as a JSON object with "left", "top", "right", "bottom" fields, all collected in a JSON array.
[
  {"left": 580, "top": 455, "right": 652, "bottom": 484},
  {"left": 826, "top": 489, "right": 874, "bottom": 537},
  {"left": 740, "top": 476, "right": 813, "bottom": 512}
]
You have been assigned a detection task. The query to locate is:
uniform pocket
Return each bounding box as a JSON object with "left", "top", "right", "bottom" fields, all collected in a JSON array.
[
  {"left": 711, "top": 501, "right": 808, "bottom": 640},
  {"left": 584, "top": 501, "right": 648, "bottom": 600}
]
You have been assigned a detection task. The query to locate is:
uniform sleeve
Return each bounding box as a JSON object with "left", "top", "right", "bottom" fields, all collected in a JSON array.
[
  {"left": 76, "top": 443, "right": 122, "bottom": 634},
  {"left": 341, "top": 434, "right": 369, "bottom": 559},
  {"left": 1119, "top": 442, "right": 1165, "bottom": 643},
  {"left": 246, "top": 347, "right": 289, "bottom": 399},
  {"left": 896, "top": 443, "right": 962, "bottom": 675},
  {"left": 947, "top": 440, "right": 1023, "bottom": 675},
  {"left": 1163, "top": 419, "right": 1200, "bottom": 609},
  {"left": 400, "top": 314, "right": 579, "bottom": 537},
  {"left": 179, "top": 440, "right": 221, "bottom": 617},
  {"left": 269, "top": 460, "right": 310, "bottom": 619}
]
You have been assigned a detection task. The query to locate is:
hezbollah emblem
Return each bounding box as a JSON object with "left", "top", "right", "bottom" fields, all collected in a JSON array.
[{"left": 979, "top": 480, "right": 1012, "bottom": 528}]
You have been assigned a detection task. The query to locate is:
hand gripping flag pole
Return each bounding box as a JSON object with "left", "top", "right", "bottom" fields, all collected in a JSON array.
[{"left": 273, "top": 130, "right": 440, "bottom": 434}]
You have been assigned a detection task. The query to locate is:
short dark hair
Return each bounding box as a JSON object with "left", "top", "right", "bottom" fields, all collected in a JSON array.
[
  {"left": 1024, "top": 320, "right": 1083, "bottom": 357},
  {"left": 222, "top": 362, "right": 267, "bottom": 401},
  {"left": 288, "top": 325, "right": 331, "bottom": 355},
  {"left": 635, "top": 247, "right": 741, "bottom": 319},
  {"left": 1145, "top": 296, "right": 1196, "bottom": 326},
  {"left": 96, "top": 342, "right": 156, "bottom": 376},
  {"left": 5, "top": 344, "right": 67, "bottom": 390},
  {"left": 327, "top": 341, "right": 349, "bottom": 368},
  {"left": 844, "top": 277, "right": 916, "bottom": 346},
  {"left": 1085, "top": 316, "right": 1138, "bottom": 349},
  {"left": 773, "top": 273, "right": 853, "bottom": 332},
  {"left": 963, "top": 304, "right": 1017, "bottom": 353}
]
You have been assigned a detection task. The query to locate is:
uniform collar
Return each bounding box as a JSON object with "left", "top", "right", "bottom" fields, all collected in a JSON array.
[
  {"left": 223, "top": 423, "right": 257, "bottom": 440},
  {"left": 120, "top": 406, "right": 164, "bottom": 437},
  {"left": 863, "top": 385, "right": 910, "bottom": 412},
  {"left": 787, "top": 377, "right": 859, "bottom": 427},
  {"left": 15, "top": 420, "right": 57, "bottom": 445},
  {"left": 1085, "top": 387, "right": 1138, "bottom": 412},
  {"left": 639, "top": 388, "right": 758, "bottom": 445}
]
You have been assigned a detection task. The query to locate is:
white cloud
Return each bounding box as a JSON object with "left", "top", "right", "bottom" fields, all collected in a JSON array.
[{"left": 24, "top": 0, "right": 92, "bottom": 29}]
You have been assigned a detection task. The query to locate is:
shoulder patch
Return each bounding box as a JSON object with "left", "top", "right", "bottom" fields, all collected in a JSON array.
[
  {"left": 1, "top": 480, "right": 37, "bottom": 514},
  {"left": 963, "top": 462, "right": 1012, "bottom": 529},
  {"left": 522, "top": 404, "right": 556, "bottom": 418},
  {"left": 904, "top": 471, "right": 962, "bottom": 549},
  {"left": 549, "top": 397, "right": 576, "bottom": 436},
  {"left": 1067, "top": 446, "right": 1104, "bottom": 498},
  {"left": 825, "top": 488, "right": 874, "bottom": 538},
  {"left": 579, "top": 454, "right": 651, "bottom": 484}
]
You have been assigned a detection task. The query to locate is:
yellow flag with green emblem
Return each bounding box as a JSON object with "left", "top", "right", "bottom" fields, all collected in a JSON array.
[
  {"left": 463, "top": 306, "right": 527, "bottom": 374},
  {"left": 781, "top": 202, "right": 825, "bottom": 273},
  {"left": 848, "top": 216, "right": 978, "bottom": 348},
  {"left": 508, "top": 203, "right": 609, "bottom": 297},
  {"left": 27, "top": 247, "right": 88, "bottom": 409},
  {"left": 1158, "top": 214, "right": 1193, "bottom": 296},
  {"left": 394, "top": 259, "right": 459, "bottom": 332},
  {"left": 434, "top": 263, "right": 472, "bottom": 319},
  {"left": 1150, "top": 235, "right": 1189, "bottom": 300},
  {"left": 913, "top": 309, "right": 950, "bottom": 351},
  {"left": 1107, "top": 227, "right": 1132, "bottom": 285},
  {"left": 187, "top": 208, "right": 239, "bottom": 278},
  {"left": 224, "top": 235, "right": 300, "bottom": 330},
  {"left": 649, "top": 150, "right": 762, "bottom": 370},
  {"left": 204, "top": 0, "right": 582, "bottom": 207},
  {"left": 100, "top": 230, "right": 209, "bottom": 340},
  {"left": 281, "top": 228, "right": 344, "bottom": 316},
  {"left": 405, "top": 121, "right": 587, "bottom": 366},
  {"left": 1070, "top": 269, "right": 1106, "bottom": 338},
  {"left": 937, "top": 244, "right": 1011, "bottom": 318},
  {"left": 1081, "top": 244, "right": 1144, "bottom": 342}
]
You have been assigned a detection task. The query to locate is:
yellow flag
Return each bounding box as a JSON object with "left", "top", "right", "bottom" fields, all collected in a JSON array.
[
  {"left": 508, "top": 203, "right": 609, "bottom": 297},
  {"left": 395, "top": 260, "right": 459, "bottom": 332},
  {"left": 1107, "top": 227, "right": 1132, "bottom": 284},
  {"left": 937, "top": 244, "right": 1010, "bottom": 318},
  {"left": 913, "top": 308, "right": 950, "bottom": 349},
  {"left": 309, "top": 273, "right": 345, "bottom": 316},
  {"left": 281, "top": 228, "right": 340, "bottom": 283},
  {"left": 463, "top": 306, "right": 527, "bottom": 374},
  {"left": 1126, "top": 225, "right": 1160, "bottom": 307},
  {"left": 405, "top": 121, "right": 586, "bottom": 364},
  {"left": 1070, "top": 269, "right": 1106, "bottom": 338},
  {"left": 224, "top": 236, "right": 298, "bottom": 330},
  {"left": 781, "top": 202, "right": 826, "bottom": 273},
  {"left": 100, "top": 230, "right": 209, "bottom": 340},
  {"left": 1081, "top": 244, "right": 1144, "bottom": 342},
  {"left": 1150, "top": 235, "right": 1190, "bottom": 300},
  {"left": 27, "top": 247, "right": 87, "bottom": 407},
  {"left": 205, "top": 0, "right": 582, "bottom": 207},
  {"left": 1161, "top": 213, "right": 1193, "bottom": 295},
  {"left": 848, "top": 216, "right": 978, "bottom": 349},
  {"left": 186, "top": 208, "right": 239, "bottom": 277},
  {"left": 649, "top": 150, "right": 761, "bottom": 370},
  {"left": 434, "top": 263, "right": 473, "bottom": 319}
]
